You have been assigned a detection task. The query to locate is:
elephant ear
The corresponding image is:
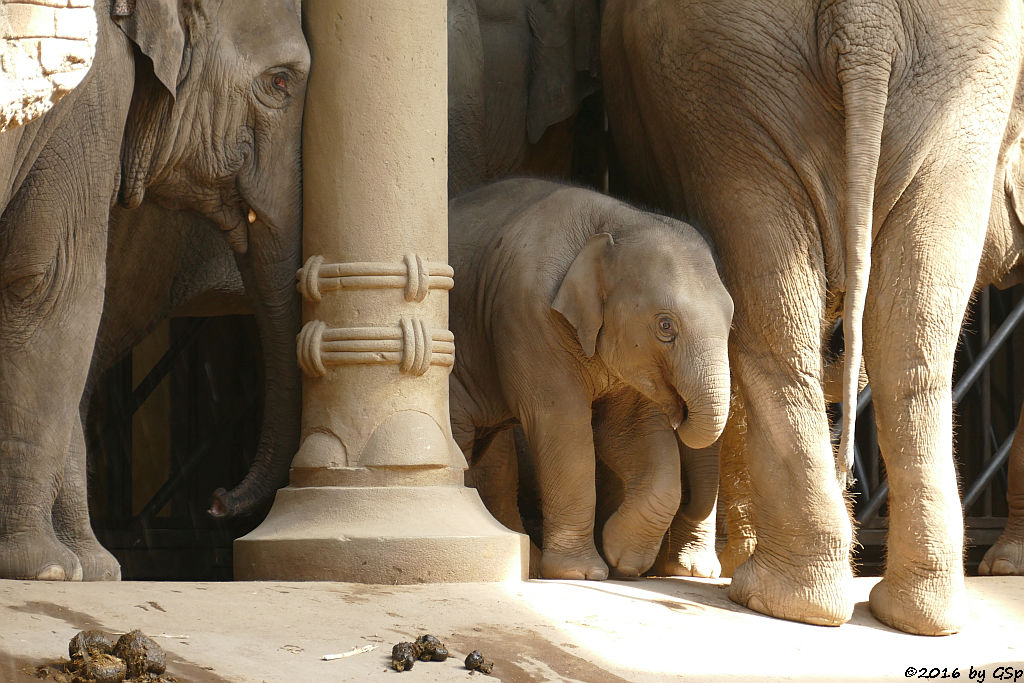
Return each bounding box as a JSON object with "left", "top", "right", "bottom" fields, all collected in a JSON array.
[
  {"left": 1005, "top": 139, "right": 1024, "bottom": 230},
  {"left": 552, "top": 232, "right": 613, "bottom": 357},
  {"left": 112, "top": 0, "right": 186, "bottom": 98},
  {"left": 525, "top": 0, "right": 600, "bottom": 144}
]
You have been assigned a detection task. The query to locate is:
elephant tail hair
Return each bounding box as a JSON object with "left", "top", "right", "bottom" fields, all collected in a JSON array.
[{"left": 836, "top": 36, "right": 892, "bottom": 483}]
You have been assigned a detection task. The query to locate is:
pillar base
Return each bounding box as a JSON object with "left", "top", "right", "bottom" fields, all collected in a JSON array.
[{"left": 233, "top": 484, "right": 528, "bottom": 583}]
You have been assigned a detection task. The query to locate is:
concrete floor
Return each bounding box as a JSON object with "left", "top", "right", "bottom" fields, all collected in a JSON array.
[{"left": 0, "top": 577, "right": 1022, "bottom": 682}]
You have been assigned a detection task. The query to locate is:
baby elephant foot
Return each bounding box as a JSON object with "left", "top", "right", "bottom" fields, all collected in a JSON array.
[
  {"left": 0, "top": 529, "right": 83, "bottom": 581},
  {"left": 718, "top": 536, "right": 755, "bottom": 578},
  {"left": 869, "top": 571, "right": 966, "bottom": 636},
  {"left": 541, "top": 544, "right": 609, "bottom": 580},
  {"left": 655, "top": 545, "right": 721, "bottom": 578},
  {"left": 601, "top": 512, "right": 663, "bottom": 577},
  {"left": 978, "top": 522, "right": 1024, "bottom": 576},
  {"left": 729, "top": 549, "right": 852, "bottom": 627}
]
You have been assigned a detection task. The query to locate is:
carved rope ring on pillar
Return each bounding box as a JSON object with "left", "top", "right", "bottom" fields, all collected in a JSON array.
[
  {"left": 295, "top": 254, "right": 454, "bottom": 303},
  {"left": 296, "top": 319, "right": 329, "bottom": 377},
  {"left": 299, "top": 254, "right": 326, "bottom": 302},
  {"left": 296, "top": 319, "right": 455, "bottom": 378}
]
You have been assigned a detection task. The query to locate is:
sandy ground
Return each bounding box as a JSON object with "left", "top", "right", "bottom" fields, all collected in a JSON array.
[{"left": 0, "top": 576, "right": 1022, "bottom": 682}]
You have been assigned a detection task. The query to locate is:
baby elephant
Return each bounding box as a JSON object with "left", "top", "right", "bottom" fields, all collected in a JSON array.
[{"left": 449, "top": 179, "right": 733, "bottom": 579}]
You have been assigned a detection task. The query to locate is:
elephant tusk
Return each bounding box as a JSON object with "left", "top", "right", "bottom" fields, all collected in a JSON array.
[{"left": 247, "top": 209, "right": 257, "bottom": 224}]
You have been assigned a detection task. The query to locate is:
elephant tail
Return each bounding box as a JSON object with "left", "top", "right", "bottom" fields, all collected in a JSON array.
[{"left": 836, "top": 38, "right": 892, "bottom": 482}]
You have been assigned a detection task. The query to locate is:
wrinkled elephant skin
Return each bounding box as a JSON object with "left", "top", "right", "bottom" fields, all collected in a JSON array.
[
  {"left": 449, "top": 179, "right": 732, "bottom": 581},
  {"left": 604, "top": 0, "right": 1024, "bottom": 635},
  {"left": 0, "top": 0, "right": 307, "bottom": 582}
]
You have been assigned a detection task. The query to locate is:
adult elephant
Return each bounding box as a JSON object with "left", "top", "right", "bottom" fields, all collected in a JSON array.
[
  {"left": 976, "top": 133, "right": 1024, "bottom": 576},
  {"left": 603, "top": 0, "right": 1023, "bottom": 635},
  {"left": 0, "top": 0, "right": 307, "bottom": 581},
  {"left": 447, "top": 0, "right": 601, "bottom": 196}
]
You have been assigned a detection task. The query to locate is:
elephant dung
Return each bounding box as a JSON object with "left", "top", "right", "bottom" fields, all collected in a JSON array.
[
  {"left": 69, "top": 630, "right": 117, "bottom": 660},
  {"left": 464, "top": 649, "right": 494, "bottom": 674},
  {"left": 391, "top": 642, "right": 417, "bottom": 672},
  {"left": 111, "top": 630, "right": 166, "bottom": 679}
]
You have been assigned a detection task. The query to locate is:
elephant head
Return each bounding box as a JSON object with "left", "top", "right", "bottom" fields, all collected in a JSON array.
[
  {"left": 113, "top": 0, "right": 309, "bottom": 517},
  {"left": 553, "top": 222, "right": 734, "bottom": 449},
  {"left": 448, "top": 0, "right": 601, "bottom": 195}
]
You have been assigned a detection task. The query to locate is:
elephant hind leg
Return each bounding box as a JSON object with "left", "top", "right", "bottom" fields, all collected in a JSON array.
[
  {"left": 52, "top": 417, "right": 120, "bottom": 581},
  {"left": 465, "top": 428, "right": 526, "bottom": 534},
  {"left": 979, "top": 402, "right": 1024, "bottom": 576},
  {"left": 863, "top": 188, "right": 987, "bottom": 636},
  {"left": 464, "top": 428, "right": 541, "bottom": 577}
]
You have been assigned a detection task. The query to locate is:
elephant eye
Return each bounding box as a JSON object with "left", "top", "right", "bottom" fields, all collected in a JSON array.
[
  {"left": 656, "top": 316, "right": 677, "bottom": 342},
  {"left": 272, "top": 72, "right": 289, "bottom": 92}
]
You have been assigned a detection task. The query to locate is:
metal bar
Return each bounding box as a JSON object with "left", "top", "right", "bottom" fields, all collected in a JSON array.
[
  {"left": 126, "top": 318, "right": 208, "bottom": 417},
  {"left": 137, "top": 395, "right": 257, "bottom": 521},
  {"left": 853, "top": 443, "right": 870, "bottom": 499},
  {"left": 981, "top": 288, "right": 993, "bottom": 517},
  {"left": 962, "top": 430, "right": 1014, "bottom": 510},
  {"left": 953, "top": 295, "right": 1024, "bottom": 404},
  {"left": 104, "top": 357, "right": 134, "bottom": 520}
]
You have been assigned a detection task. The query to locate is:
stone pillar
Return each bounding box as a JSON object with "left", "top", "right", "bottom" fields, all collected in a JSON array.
[{"left": 235, "top": 0, "right": 526, "bottom": 583}]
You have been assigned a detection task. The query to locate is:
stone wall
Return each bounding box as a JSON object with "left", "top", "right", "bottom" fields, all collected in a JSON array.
[{"left": 1, "top": 0, "right": 96, "bottom": 133}]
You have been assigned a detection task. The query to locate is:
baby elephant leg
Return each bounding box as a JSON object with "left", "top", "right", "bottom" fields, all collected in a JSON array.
[
  {"left": 464, "top": 428, "right": 542, "bottom": 576},
  {"left": 465, "top": 428, "right": 527, "bottom": 534},
  {"left": 595, "top": 392, "right": 682, "bottom": 577},
  {"left": 521, "top": 405, "right": 608, "bottom": 581},
  {"left": 653, "top": 440, "right": 721, "bottom": 578}
]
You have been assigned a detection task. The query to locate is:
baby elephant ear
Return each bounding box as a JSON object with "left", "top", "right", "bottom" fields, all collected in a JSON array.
[{"left": 552, "top": 232, "right": 614, "bottom": 357}]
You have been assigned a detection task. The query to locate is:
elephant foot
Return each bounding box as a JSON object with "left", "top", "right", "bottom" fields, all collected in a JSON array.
[
  {"left": 869, "top": 572, "right": 966, "bottom": 636},
  {"left": 729, "top": 549, "right": 852, "bottom": 627},
  {"left": 0, "top": 528, "right": 83, "bottom": 581},
  {"left": 541, "top": 544, "right": 609, "bottom": 580},
  {"left": 62, "top": 538, "right": 121, "bottom": 581},
  {"left": 601, "top": 511, "right": 663, "bottom": 577},
  {"left": 655, "top": 544, "right": 721, "bottom": 579},
  {"left": 978, "top": 521, "right": 1024, "bottom": 576},
  {"left": 718, "top": 535, "right": 755, "bottom": 578}
]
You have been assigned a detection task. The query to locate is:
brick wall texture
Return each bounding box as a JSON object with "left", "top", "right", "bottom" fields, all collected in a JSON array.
[{"left": 1, "top": 0, "right": 96, "bottom": 133}]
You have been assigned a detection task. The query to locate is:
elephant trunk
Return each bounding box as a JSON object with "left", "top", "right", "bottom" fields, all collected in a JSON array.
[
  {"left": 679, "top": 442, "right": 719, "bottom": 522},
  {"left": 675, "top": 347, "right": 730, "bottom": 451},
  {"left": 208, "top": 236, "right": 301, "bottom": 518}
]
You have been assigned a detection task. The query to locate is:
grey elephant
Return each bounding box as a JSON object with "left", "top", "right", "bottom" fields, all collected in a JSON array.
[
  {"left": 449, "top": 178, "right": 733, "bottom": 580},
  {"left": 0, "top": 0, "right": 307, "bottom": 581},
  {"left": 604, "top": 0, "right": 1024, "bottom": 635},
  {"left": 447, "top": 0, "right": 600, "bottom": 196}
]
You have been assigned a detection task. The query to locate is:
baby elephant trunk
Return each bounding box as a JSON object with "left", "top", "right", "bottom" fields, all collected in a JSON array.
[{"left": 674, "top": 348, "right": 730, "bottom": 450}]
